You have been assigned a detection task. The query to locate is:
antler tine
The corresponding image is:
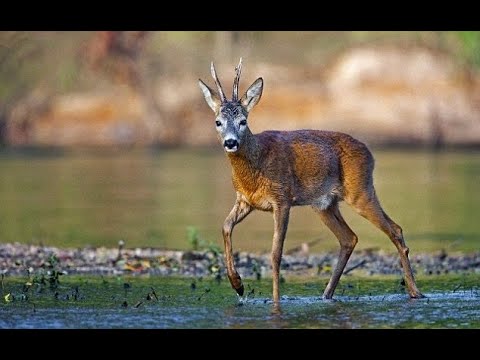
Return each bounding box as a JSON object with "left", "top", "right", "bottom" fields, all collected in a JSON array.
[
  {"left": 232, "top": 57, "right": 243, "bottom": 101},
  {"left": 210, "top": 62, "right": 227, "bottom": 102}
]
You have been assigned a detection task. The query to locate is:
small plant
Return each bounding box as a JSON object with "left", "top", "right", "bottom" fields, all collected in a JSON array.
[
  {"left": 186, "top": 226, "right": 221, "bottom": 254},
  {"left": 1, "top": 273, "right": 5, "bottom": 295},
  {"left": 123, "top": 282, "right": 131, "bottom": 298},
  {"left": 145, "top": 287, "right": 158, "bottom": 301},
  {"left": 187, "top": 226, "right": 202, "bottom": 251},
  {"left": 197, "top": 287, "right": 211, "bottom": 301},
  {"left": 25, "top": 253, "right": 65, "bottom": 291},
  {"left": 186, "top": 226, "right": 224, "bottom": 281},
  {"left": 252, "top": 260, "right": 261, "bottom": 280},
  {"left": 246, "top": 283, "right": 255, "bottom": 298}
]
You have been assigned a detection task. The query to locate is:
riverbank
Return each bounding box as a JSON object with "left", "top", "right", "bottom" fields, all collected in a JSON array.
[{"left": 1, "top": 243, "right": 478, "bottom": 279}]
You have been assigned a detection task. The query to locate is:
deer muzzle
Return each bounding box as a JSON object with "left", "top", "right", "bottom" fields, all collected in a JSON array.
[{"left": 224, "top": 138, "right": 239, "bottom": 152}]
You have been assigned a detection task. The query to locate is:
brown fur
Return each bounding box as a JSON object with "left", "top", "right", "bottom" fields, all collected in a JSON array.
[{"left": 199, "top": 60, "right": 423, "bottom": 306}]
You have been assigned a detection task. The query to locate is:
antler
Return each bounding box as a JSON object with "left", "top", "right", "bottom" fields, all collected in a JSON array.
[
  {"left": 232, "top": 57, "right": 243, "bottom": 101},
  {"left": 210, "top": 62, "right": 227, "bottom": 102}
]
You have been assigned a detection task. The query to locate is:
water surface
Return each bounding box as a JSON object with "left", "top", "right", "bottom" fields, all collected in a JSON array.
[
  {"left": 1, "top": 275, "right": 478, "bottom": 328},
  {"left": 0, "top": 148, "right": 478, "bottom": 253}
]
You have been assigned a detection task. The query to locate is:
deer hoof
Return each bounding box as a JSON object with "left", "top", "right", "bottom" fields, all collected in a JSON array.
[
  {"left": 235, "top": 284, "right": 244, "bottom": 296},
  {"left": 410, "top": 292, "right": 426, "bottom": 299}
]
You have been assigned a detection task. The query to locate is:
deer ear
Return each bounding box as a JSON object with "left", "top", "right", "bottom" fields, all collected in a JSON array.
[
  {"left": 198, "top": 79, "right": 222, "bottom": 114},
  {"left": 240, "top": 77, "right": 263, "bottom": 112}
]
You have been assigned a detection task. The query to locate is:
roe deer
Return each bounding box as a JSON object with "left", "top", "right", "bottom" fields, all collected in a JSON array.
[{"left": 198, "top": 58, "right": 424, "bottom": 304}]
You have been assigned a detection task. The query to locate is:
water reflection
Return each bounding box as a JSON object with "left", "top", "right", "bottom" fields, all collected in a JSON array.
[{"left": 0, "top": 148, "right": 478, "bottom": 253}]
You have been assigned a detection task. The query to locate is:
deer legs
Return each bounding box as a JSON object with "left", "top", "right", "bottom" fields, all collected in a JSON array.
[
  {"left": 351, "top": 193, "right": 424, "bottom": 298},
  {"left": 222, "top": 198, "right": 252, "bottom": 296},
  {"left": 271, "top": 205, "right": 291, "bottom": 304},
  {"left": 223, "top": 199, "right": 290, "bottom": 304},
  {"left": 316, "top": 203, "right": 358, "bottom": 299},
  {"left": 223, "top": 194, "right": 422, "bottom": 301}
]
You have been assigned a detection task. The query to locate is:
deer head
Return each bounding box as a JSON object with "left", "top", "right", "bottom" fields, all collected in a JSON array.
[{"left": 198, "top": 58, "right": 263, "bottom": 153}]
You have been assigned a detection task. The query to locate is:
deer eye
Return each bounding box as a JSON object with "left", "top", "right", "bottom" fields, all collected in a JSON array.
[
  {"left": 239, "top": 119, "right": 247, "bottom": 126},
  {"left": 215, "top": 121, "right": 222, "bottom": 127}
]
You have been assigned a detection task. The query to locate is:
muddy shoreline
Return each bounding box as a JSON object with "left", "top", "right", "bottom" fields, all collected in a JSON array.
[{"left": 1, "top": 243, "right": 479, "bottom": 279}]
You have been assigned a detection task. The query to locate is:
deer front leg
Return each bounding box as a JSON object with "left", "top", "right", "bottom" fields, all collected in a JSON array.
[
  {"left": 222, "top": 197, "right": 252, "bottom": 296},
  {"left": 271, "top": 204, "right": 290, "bottom": 304}
]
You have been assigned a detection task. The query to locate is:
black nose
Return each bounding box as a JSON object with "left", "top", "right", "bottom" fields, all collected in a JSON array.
[{"left": 224, "top": 139, "right": 238, "bottom": 149}]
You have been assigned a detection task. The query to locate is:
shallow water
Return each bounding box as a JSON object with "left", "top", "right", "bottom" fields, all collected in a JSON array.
[
  {"left": 2, "top": 292, "right": 479, "bottom": 329},
  {"left": 1, "top": 275, "right": 479, "bottom": 328},
  {"left": 0, "top": 291, "right": 480, "bottom": 329},
  {"left": 0, "top": 148, "right": 478, "bottom": 253}
]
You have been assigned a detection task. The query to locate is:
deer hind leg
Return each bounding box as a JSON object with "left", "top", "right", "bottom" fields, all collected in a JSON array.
[
  {"left": 314, "top": 202, "right": 358, "bottom": 299},
  {"left": 222, "top": 198, "right": 253, "bottom": 296},
  {"left": 348, "top": 191, "right": 424, "bottom": 298}
]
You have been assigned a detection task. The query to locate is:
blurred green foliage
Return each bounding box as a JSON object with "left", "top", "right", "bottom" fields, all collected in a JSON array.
[
  {"left": 0, "top": 32, "right": 88, "bottom": 105},
  {"left": 456, "top": 31, "right": 480, "bottom": 67},
  {"left": 186, "top": 226, "right": 221, "bottom": 255}
]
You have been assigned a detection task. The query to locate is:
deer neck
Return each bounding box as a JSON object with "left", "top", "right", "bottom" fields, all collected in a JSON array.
[{"left": 226, "top": 128, "right": 261, "bottom": 184}]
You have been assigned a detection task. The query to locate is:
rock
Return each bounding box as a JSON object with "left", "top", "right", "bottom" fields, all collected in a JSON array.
[{"left": 0, "top": 242, "right": 478, "bottom": 278}]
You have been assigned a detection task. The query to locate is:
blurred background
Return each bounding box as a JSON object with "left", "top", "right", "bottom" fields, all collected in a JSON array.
[{"left": 0, "top": 31, "right": 479, "bottom": 254}]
